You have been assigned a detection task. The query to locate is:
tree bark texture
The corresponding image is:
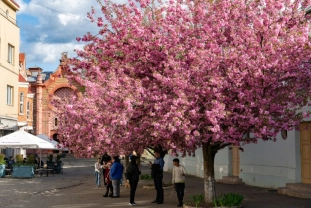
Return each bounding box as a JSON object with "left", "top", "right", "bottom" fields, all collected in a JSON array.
[
  {"left": 124, "top": 155, "right": 130, "bottom": 169},
  {"left": 202, "top": 143, "right": 218, "bottom": 205}
]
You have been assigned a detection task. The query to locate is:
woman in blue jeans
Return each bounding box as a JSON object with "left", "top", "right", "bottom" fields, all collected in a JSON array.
[
  {"left": 94, "top": 158, "right": 102, "bottom": 187},
  {"left": 110, "top": 156, "right": 123, "bottom": 198}
]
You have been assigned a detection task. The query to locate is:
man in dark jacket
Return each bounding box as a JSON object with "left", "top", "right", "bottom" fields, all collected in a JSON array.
[
  {"left": 110, "top": 156, "right": 123, "bottom": 198},
  {"left": 126, "top": 155, "right": 141, "bottom": 206},
  {"left": 150, "top": 151, "right": 165, "bottom": 204}
]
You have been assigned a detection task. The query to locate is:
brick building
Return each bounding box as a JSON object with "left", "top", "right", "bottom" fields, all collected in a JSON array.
[{"left": 28, "top": 52, "right": 83, "bottom": 142}]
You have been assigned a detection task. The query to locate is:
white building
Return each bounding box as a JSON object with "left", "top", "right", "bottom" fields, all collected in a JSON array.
[{"left": 164, "top": 119, "right": 311, "bottom": 198}]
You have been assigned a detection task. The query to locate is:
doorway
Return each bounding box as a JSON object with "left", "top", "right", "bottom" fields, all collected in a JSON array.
[
  {"left": 300, "top": 122, "right": 311, "bottom": 184},
  {"left": 232, "top": 146, "right": 240, "bottom": 177}
]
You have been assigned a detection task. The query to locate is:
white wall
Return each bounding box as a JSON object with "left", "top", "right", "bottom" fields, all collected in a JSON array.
[
  {"left": 239, "top": 130, "right": 301, "bottom": 188},
  {"left": 163, "top": 147, "right": 231, "bottom": 180},
  {"left": 164, "top": 128, "right": 302, "bottom": 189}
]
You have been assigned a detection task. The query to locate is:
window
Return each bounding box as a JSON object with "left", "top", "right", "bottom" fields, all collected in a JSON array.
[
  {"left": 54, "top": 118, "right": 58, "bottom": 127},
  {"left": 27, "top": 102, "right": 30, "bottom": 119},
  {"left": 19, "top": 93, "right": 24, "bottom": 113},
  {"left": 8, "top": 44, "right": 14, "bottom": 64},
  {"left": 7, "top": 86, "right": 13, "bottom": 106}
]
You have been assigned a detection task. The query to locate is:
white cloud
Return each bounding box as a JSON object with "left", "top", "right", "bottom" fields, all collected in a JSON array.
[
  {"left": 58, "top": 14, "right": 80, "bottom": 26},
  {"left": 31, "top": 42, "right": 84, "bottom": 63},
  {"left": 16, "top": 0, "right": 100, "bottom": 71}
]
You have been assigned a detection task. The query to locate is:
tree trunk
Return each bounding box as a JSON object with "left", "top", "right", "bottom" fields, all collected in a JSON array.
[
  {"left": 124, "top": 155, "right": 130, "bottom": 169},
  {"left": 154, "top": 145, "right": 167, "bottom": 159},
  {"left": 202, "top": 142, "right": 218, "bottom": 205}
]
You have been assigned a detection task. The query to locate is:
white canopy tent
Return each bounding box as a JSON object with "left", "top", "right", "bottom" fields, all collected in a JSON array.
[
  {"left": 0, "top": 130, "right": 57, "bottom": 163},
  {"left": 37, "top": 134, "right": 68, "bottom": 151},
  {"left": 0, "top": 130, "right": 55, "bottom": 149}
]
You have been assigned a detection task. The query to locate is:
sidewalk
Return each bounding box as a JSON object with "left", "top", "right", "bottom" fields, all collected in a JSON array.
[{"left": 0, "top": 157, "right": 310, "bottom": 208}]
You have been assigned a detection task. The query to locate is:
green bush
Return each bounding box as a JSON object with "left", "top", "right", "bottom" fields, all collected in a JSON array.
[
  {"left": 47, "top": 154, "right": 54, "bottom": 162},
  {"left": 213, "top": 193, "right": 244, "bottom": 207},
  {"left": 16, "top": 154, "right": 23, "bottom": 164},
  {"left": 0, "top": 154, "right": 5, "bottom": 165},
  {"left": 190, "top": 194, "right": 204, "bottom": 207},
  {"left": 55, "top": 154, "right": 62, "bottom": 162},
  {"left": 27, "top": 155, "right": 35, "bottom": 165},
  {"left": 141, "top": 174, "right": 153, "bottom": 180}
]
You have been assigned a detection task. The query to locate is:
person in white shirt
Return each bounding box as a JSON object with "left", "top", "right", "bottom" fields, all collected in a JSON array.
[
  {"left": 172, "top": 158, "right": 187, "bottom": 207},
  {"left": 95, "top": 158, "right": 102, "bottom": 187}
]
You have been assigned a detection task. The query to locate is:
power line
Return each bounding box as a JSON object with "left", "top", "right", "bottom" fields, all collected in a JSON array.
[{"left": 31, "top": 1, "right": 91, "bottom": 22}]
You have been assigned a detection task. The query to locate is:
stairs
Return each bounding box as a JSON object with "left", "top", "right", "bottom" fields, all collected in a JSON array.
[
  {"left": 278, "top": 183, "right": 311, "bottom": 199},
  {"left": 217, "top": 176, "right": 245, "bottom": 185}
]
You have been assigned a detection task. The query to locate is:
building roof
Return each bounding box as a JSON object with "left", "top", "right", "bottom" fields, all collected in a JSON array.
[
  {"left": 18, "top": 74, "right": 27, "bottom": 82},
  {"left": 9, "top": 0, "right": 19, "bottom": 8}
]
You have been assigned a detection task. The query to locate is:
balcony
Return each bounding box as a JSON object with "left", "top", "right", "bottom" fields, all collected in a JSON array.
[{"left": 0, "top": 8, "right": 18, "bottom": 26}]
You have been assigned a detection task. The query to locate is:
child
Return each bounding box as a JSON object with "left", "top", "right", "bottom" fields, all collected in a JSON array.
[
  {"left": 172, "top": 158, "right": 187, "bottom": 207},
  {"left": 95, "top": 158, "right": 102, "bottom": 187},
  {"left": 103, "top": 162, "right": 113, "bottom": 197}
]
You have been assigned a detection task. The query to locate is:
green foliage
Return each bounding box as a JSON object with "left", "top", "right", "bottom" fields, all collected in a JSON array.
[
  {"left": 140, "top": 174, "right": 153, "bottom": 180},
  {"left": 16, "top": 154, "right": 23, "bottom": 163},
  {"left": 27, "top": 155, "right": 35, "bottom": 165},
  {"left": 213, "top": 193, "right": 244, "bottom": 207},
  {"left": 190, "top": 194, "right": 204, "bottom": 207},
  {"left": 0, "top": 154, "right": 5, "bottom": 165},
  {"left": 47, "top": 154, "right": 54, "bottom": 162},
  {"left": 55, "top": 154, "right": 62, "bottom": 162}
]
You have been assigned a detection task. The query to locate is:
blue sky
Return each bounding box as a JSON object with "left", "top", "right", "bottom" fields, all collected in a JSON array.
[{"left": 15, "top": 0, "right": 102, "bottom": 72}]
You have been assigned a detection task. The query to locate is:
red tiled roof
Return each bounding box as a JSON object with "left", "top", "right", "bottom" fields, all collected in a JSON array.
[
  {"left": 18, "top": 73, "right": 27, "bottom": 82},
  {"left": 10, "top": 0, "right": 20, "bottom": 8}
]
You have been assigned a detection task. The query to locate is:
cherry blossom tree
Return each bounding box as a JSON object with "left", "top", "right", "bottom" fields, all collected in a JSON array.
[{"left": 55, "top": 0, "right": 311, "bottom": 204}]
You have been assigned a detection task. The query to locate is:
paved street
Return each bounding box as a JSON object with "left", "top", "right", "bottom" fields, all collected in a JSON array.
[{"left": 0, "top": 157, "right": 310, "bottom": 208}]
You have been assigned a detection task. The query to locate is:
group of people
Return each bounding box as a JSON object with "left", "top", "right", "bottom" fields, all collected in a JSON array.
[
  {"left": 94, "top": 151, "right": 187, "bottom": 207},
  {"left": 95, "top": 154, "right": 124, "bottom": 198}
]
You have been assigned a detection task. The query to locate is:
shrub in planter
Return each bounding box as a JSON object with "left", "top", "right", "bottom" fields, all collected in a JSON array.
[
  {"left": 46, "top": 154, "right": 54, "bottom": 167},
  {"left": 12, "top": 164, "right": 34, "bottom": 178},
  {"left": 16, "top": 154, "right": 23, "bottom": 163},
  {"left": 0, "top": 154, "right": 6, "bottom": 178},
  {"left": 27, "top": 155, "right": 35, "bottom": 165},
  {"left": 47, "top": 154, "right": 54, "bottom": 162},
  {"left": 55, "top": 154, "right": 62, "bottom": 163},
  {"left": 213, "top": 193, "right": 244, "bottom": 208},
  {"left": 141, "top": 174, "right": 153, "bottom": 180},
  {"left": 12, "top": 154, "right": 35, "bottom": 178}
]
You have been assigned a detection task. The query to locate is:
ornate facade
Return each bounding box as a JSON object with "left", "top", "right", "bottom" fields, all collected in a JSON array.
[{"left": 29, "top": 53, "right": 83, "bottom": 142}]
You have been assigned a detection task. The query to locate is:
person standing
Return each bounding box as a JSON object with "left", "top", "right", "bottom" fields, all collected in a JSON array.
[
  {"left": 95, "top": 158, "right": 102, "bottom": 187},
  {"left": 103, "top": 162, "right": 113, "bottom": 197},
  {"left": 172, "top": 158, "right": 187, "bottom": 207},
  {"left": 110, "top": 156, "right": 123, "bottom": 198},
  {"left": 101, "top": 152, "right": 111, "bottom": 185},
  {"left": 126, "top": 155, "right": 141, "bottom": 206},
  {"left": 150, "top": 151, "right": 165, "bottom": 204}
]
